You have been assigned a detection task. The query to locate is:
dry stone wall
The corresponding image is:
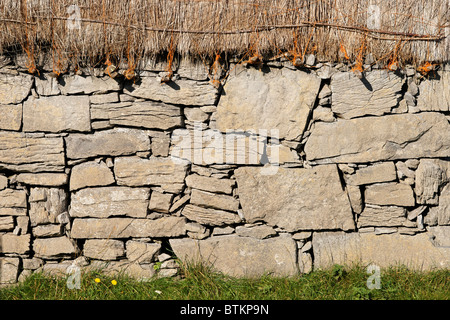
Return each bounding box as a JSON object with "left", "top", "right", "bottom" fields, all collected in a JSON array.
[{"left": 0, "top": 60, "right": 449, "bottom": 285}]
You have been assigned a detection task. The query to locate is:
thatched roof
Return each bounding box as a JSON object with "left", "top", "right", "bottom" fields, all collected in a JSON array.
[{"left": 0, "top": 0, "right": 448, "bottom": 74}]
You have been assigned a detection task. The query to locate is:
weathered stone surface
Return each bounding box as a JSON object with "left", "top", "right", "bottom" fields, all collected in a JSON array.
[
  {"left": 126, "top": 241, "right": 161, "bottom": 264},
  {"left": 83, "top": 239, "right": 125, "bottom": 260},
  {"left": 14, "top": 173, "right": 68, "bottom": 186},
  {"left": 0, "top": 73, "right": 33, "bottom": 104},
  {"left": 235, "top": 165, "right": 355, "bottom": 232},
  {"left": 181, "top": 204, "right": 241, "bottom": 226},
  {"left": 91, "top": 101, "right": 182, "bottom": 130},
  {"left": 0, "top": 175, "right": 6, "bottom": 190},
  {"left": 365, "top": 183, "right": 415, "bottom": 207},
  {"left": 148, "top": 191, "right": 173, "bottom": 213},
  {"left": 331, "top": 71, "right": 403, "bottom": 119},
  {"left": 86, "top": 260, "right": 156, "bottom": 280},
  {"left": 312, "top": 231, "right": 450, "bottom": 270},
  {"left": 185, "top": 174, "right": 234, "bottom": 195},
  {"left": 29, "top": 188, "right": 68, "bottom": 226},
  {"left": 70, "top": 161, "right": 115, "bottom": 191},
  {"left": 35, "top": 75, "right": 60, "bottom": 96},
  {"left": 190, "top": 189, "right": 239, "bottom": 212},
  {"left": 346, "top": 185, "right": 363, "bottom": 214},
  {"left": 415, "top": 159, "right": 449, "bottom": 205},
  {"left": 0, "top": 132, "right": 65, "bottom": 172},
  {"left": 0, "top": 189, "right": 27, "bottom": 216},
  {"left": 89, "top": 92, "right": 119, "bottom": 104},
  {"left": 216, "top": 66, "right": 321, "bottom": 140},
  {"left": 0, "top": 234, "right": 30, "bottom": 254},
  {"left": 33, "top": 236, "right": 78, "bottom": 259},
  {"left": 170, "top": 234, "right": 298, "bottom": 277},
  {"left": 114, "top": 157, "right": 189, "bottom": 191},
  {"left": 32, "top": 224, "right": 62, "bottom": 237},
  {"left": 123, "top": 76, "right": 218, "bottom": 106},
  {"left": 0, "top": 216, "right": 14, "bottom": 231},
  {"left": 23, "top": 95, "right": 91, "bottom": 133},
  {"left": 417, "top": 71, "right": 449, "bottom": 112},
  {"left": 184, "top": 108, "right": 209, "bottom": 122},
  {"left": 345, "top": 162, "right": 397, "bottom": 186},
  {"left": 426, "top": 184, "right": 450, "bottom": 226},
  {"left": 0, "top": 257, "right": 20, "bottom": 284},
  {"left": 357, "top": 205, "right": 407, "bottom": 227},
  {"left": 235, "top": 225, "right": 277, "bottom": 240},
  {"left": 305, "top": 113, "right": 450, "bottom": 163},
  {"left": 59, "top": 75, "right": 121, "bottom": 95},
  {"left": 428, "top": 226, "right": 450, "bottom": 247},
  {"left": 71, "top": 216, "right": 186, "bottom": 238},
  {"left": 65, "top": 128, "right": 150, "bottom": 159},
  {"left": 70, "top": 187, "right": 150, "bottom": 218},
  {"left": 0, "top": 104, "right": 22, "bottom": 131}
]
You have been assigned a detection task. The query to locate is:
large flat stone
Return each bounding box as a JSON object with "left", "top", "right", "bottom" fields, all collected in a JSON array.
[
  {"left": 170, "top": 234, "right": 298, "bottom": 277},
  {"left": 345, "top": 162, "right": 397, "bottom": 186},
  {"left": 14, "top": 173, "right": 68, "bottom": 186},
  {"left": 23, "top": 95, "right": 91, "bottom": 133},
  {"left": 0, "top": 234, "right": 30, "bottom": 254},
  {"left": 185, "top": 174, "right": 235, "bottom": 194},
  {"left": 190, "top": 189, "right": 239, "bottom": 212},
  {"left": 216, "top": 66, "right": 321, "bottom": 140},
  {"left": 0, "top": 257, "right": 20, "bottom": 284},
  {"left": 312, "top": 231, "right": 450, "bottom": 270},
  {"left": 331, "top": 71, "right": 403, "bottom": 119},
  {"left": 70, "top": 187, "right": 150, "bottom": 218},
  {"left": 114, "top": 157, "right": 189, "bottom": 190},
  {"left": 59, "top": 75, "right": 121, "bottom": 95},
  {"left": 33, "top": 236, "right": 78, "bottom": 259},
  {"left": 357, "top": 205, "right": 407, "bottom": 228},
  {"left": 69, "top": 161, "right": 115, "bottom": 191},
  {"left": 0, "top": 73, "right": 33, "bottom": 104},
  {"left": 91, "top": 101, "right": 182, "bottom": 130},
  {"left": 0, "top": 132, "right": 65, "bottom": 172},
  {"left": 0, "top": 104, "right": 22, "bottom": 131},
  {"left": 235, "top": 165, "right": 355, "bottom": 232},
  {"left": 71, "top": 216, "right": 187, "bottom": 238},
  {"left": 305, "top": 113, "right": 450, "bottom": 163},
  {"left": 123, "top": 76, "right": 218, "bottom": 106},
  {"left": 365, "top": 183, "right": 415, "bottom": 207},
  {"left": 83, "top": 239, "right": 125, "bottom": 260},
  {"left": 0, "top": 189, "right": 27, "bottom": 215},
  {"left": 65, "top": 128, "right": 150, "bottom": 159},
  {"left": 417, "top": 71, "right": 449, "bottom": 112}
]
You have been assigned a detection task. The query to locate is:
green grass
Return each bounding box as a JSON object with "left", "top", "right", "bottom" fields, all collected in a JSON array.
[{"left": 0, "top": 262, "right": 448, "bottom": 300}]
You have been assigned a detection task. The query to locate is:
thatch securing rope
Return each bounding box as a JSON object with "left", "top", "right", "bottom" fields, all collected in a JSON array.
[{"left": 0, "top": 0, "right": 448, "bottom": 72}]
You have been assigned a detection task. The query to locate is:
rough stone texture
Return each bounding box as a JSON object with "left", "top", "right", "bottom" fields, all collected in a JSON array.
[
  {"left": 415, "top": 159, "right": 449, "bottom": 205},
  {"left": 0, "top": 234, "right": 30, "bottom": 254},
  {"left": 23, "top": 96, "right": 91, "bottom": 133},
  {"left": 114, "top": 157, "right": 189, "bottom": 192},
  {"left": 417, "top": 71, "right": 449, "bottom": 112},
  {"left": 0, "top": 175, "right": 6, "bottom": 190},
  {"left": 305, "top": 113, "right": 450, "bottom": 163},
  {"left": 0, "top": 216, "right": 14, "bottom": 231},
  {"left": 426, "top": 184, "right": 450, "bottom": 226},
  {"left": 312, "top": 231, "right": 450, "bottom": 270},
  {"left": 123, "top": 76, "right": 218, "bottom": 106},
  {"left": 65, "top": 128, "right": 150, "bottom": 159},
  {"left": 29, "top": 188, "right": 68, "bottom": 226},
  {"left": 170, "top": 234, "right": 298, "bottom": 277},
  {"left": 33, "top": 236, "right": 78, "bottom": 259},
  {"left": 331, "top": 71, "right": 403, "bottom": 119},
  {"left": 235, "top": 225, "right": 277, "bottom": 240},
  {"left": 148, "top": 191, "right": 173, "bottom": 213},
  {"left": 346, "top": 185, "right": 363, "bottom": 214},
  {"left": 71, "top": 216, "right": 186, "bottom": 238},
  {"left": 181, "top": 204, "right": 242, "bottom": 226},
  {"left": 428, "top": 226, "right": 450, "bottom": 247},
  {"left": 70, "top": 161, "right": 115, "bottom": 191},
  {"left": 185, "top": 174, "right": 235, "bottom": 194},
  {"left": 216, "top": 66, "right": 321, "bottom": 141},
  {"left": 126, "top": 241, "right": 161, "bottom": 264},
  {"left": 35, "top": 75, "right": 60, "bottom": 96},
  {"left": 83, "top": 239, "right": 125, "bottom": 260},
  {"left": 190, "top": 189, "right": 239, "bottom": 212},
  {"left": 0, "top": 258, "right": 20, "bottom": 284},
  {"left": 0, "top": 189, "right": 27, "bottom": 216},
  {"left": 345, "top": 162, "right": 397, "bottom": 186},
  {"left": 91, "top": 101, "right": 182, "bottom": 130},
  {"left": 89, "top": 92, "right": 119, "bottom": 104},
  {"left": 70, "top": 187, "right": 150, "bottom": 218},
  {"left": 0, "top": 73, "right": 33, "bottom": 104},
  {"left": 357, "top": 205, "right": 407, "bottom": 227},
  {"left": 0, "top": 104, "right": 22, "bottom": 131},
  {"left": 365, "top": 183, "right": 415, "bottom": 207},
  {"left": 0, "top": 132, "right": 65, "bottom": 172},
  {"left": 32, "top": 224, "right": 62, "bottom": 237},
  {"left": 59, "top": 75, "right": 121, "bottom": 95},
  {"left": 14, "top": 173, "right": 68, "bottom": 186},
  {"left": 235, "top": 165, "right": 355, "bottom": 232}
]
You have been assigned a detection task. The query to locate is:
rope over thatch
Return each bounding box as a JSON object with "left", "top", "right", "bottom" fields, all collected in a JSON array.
[{"left": 0, "top": 0, "right": 448, "bottom": 73}]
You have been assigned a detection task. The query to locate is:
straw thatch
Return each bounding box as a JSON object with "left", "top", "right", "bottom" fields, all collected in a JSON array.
[{"left": 0, "top": 0, "right": 448, "bottom": 73}]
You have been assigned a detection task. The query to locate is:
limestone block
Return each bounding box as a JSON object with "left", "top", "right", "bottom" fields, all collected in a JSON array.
[
  {"left": 235, "top": 165, "right": 355, "bottom": 232},
  {"left": 305, "top": 113, "right": 450, "bottom": 163},
  {"left": 0, "top": 104, "right": 22, "bottom": 131},
  {"left": 365, "top": 182, "right": 415, "bottom": 207},
  {"left": 216, "top": 66, "right": 321, "bottom": 141},
  {"left": 181, "top": 204, "right": 241, "bottom": 226},
  {"left": 235, "top": 225, "right": 277, "bottom": 240},
  {"left": 70, "top": 187, "right": 150, "bottom": 218},
  {"left": 14, "top": 173, "right": 68, "bottom": 187},
  {"left": 345, "top": 162, "right": 397, "bottom": 186},
  {"left": 357, "top": 205, "right": 407, "bottom": 227},
  {"left": 415, "top": 159, "right": 449, "bottom": 205},
  {"left": 0, "top": 73, "right": 33, "bottom": 104},
  {"left": 0, "top": 216, "right": 14, "bottom": 231},
  {"left": 23, "top": 95, "right": 91, "bottom": 133},
  {"left": 185, "top": 174, "right": 235, "bottom": 194},
  {"left": 33, "top": 236, "right": 78, "bottom": 259},
  {"left": 0, "top": 234, "right": 31, "bottom": 254},
  {"left": 59, "top": 75, "right": 121, "bottom": 95},
  {"left": 148, "top": 191, "right": 173, "bottom": 213},
  {"left": 0, "top": 132, "right": 65, "bottom": 172},
  {"left": 126, "top": 241, "right": 161, "bottom": 264},
  {"left": 0, "top": 189, "right": 27, "bottom": 216},
  {"left": 417, "top": 71, "right": 449, "bottom": 112},
  {"left": 170, "top": 234, "right": 298, "bottom": 277},
  {"left": 32, "top": 224, "right": 62, "bottom": 237},
  {"left": 29, "top": 188, "right": 68, "bottom": 226},
  {"left": 83, "top": 239, "right": 125, "bottom": 260},
  {"left": 426, "top": 184, "right": 450, "bottom": 226},
  {"left": 0, "top": 257, "right": 20, "bottom": 284},
  {"left": 190, "top": 189, "right": 239, "bottom": 212},
  {"left": 69, "top": 161, "right": 115, "bottom": 191}
]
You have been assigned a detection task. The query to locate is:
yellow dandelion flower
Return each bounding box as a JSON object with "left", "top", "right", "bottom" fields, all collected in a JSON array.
[
  {"left": 111, "top": 280, "right": 117, "bottom": 286},
  {"left": 94, "top": 278, "right": 101, "bottom": 283}
]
